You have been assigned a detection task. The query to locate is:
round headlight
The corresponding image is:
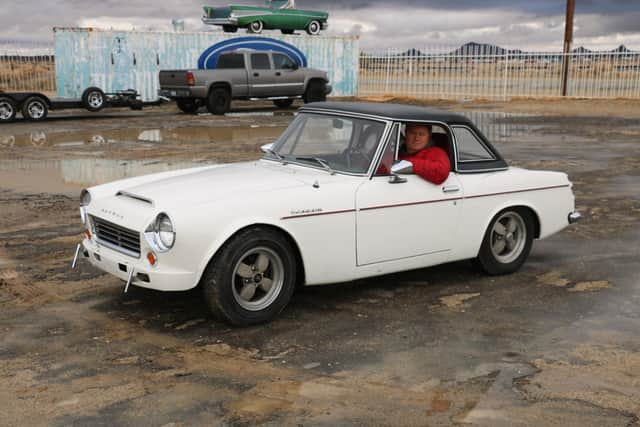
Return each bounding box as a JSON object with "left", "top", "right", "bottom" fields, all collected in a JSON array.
[
  {"left": 80, "top": 189, "right": 91, "bottom": 206},
  {"left": 156, "top": 214, "right": 175, "bottom": 249}
]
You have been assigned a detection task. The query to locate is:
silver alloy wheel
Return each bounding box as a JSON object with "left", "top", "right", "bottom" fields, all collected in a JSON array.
[
  {"left": 249, "top": 21, "right": 263, "bottom": 33},
  {"left": 87, "top": 91, "right": 103, "bottom": 108},
  {"left": 232, "top": 246, "right": 284, "bottom": 311},
  {"left": 308, "top": 20, "right": 320, "bottom": 35},
  {"left": 0, "top": 101, "right": 13, "bottom": 120},
  {"left": 490, "top": 211, "right": 527, "bottom": 264},
  {"left": 27, "top": 100, "right": 46, "bottom": 119}
]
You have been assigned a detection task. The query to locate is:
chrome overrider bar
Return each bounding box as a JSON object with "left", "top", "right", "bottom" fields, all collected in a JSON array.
[{"left": 568, "top": 211, "right": 582, "bottom": 224}]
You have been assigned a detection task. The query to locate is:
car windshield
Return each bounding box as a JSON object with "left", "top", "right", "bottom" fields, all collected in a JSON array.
[{"left": 268, "top": 113, "right": 387, "bottom": 175}]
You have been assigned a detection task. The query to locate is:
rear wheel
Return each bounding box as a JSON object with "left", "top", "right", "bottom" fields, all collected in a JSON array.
[
  {"left": 202, "top": 227, "right": 297, "bottom": 326},
  {"left": 306, "top": 20, "right": 321, "bottom": 35},
  {"left": 206, "top": 88, "right": 231, "bottom": 115},
  {"left": 0, "top": 96, "right": 17, "bottom": 123},
  {"left": 476, "top": 208, "right": 534, "bottom": 275},
  {"left": 248, "top": 20, "right": 264, "bottom": 33},
  {"left": 81, "top": 87, "right": 105, "bottom": 112},
  {"left": 273, "top": 99, "right": 294, "bottom": 109},
  {"left": 176, "top": 98, "right": 199, "bottom": 114},
  {"left": 21, "top": 96, "right": 48, "bottom": 121},
  {"left": 303, "top": 80, "right": 327, "bottom": 103}
]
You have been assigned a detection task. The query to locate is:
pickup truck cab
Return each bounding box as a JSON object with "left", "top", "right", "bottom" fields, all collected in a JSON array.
[{"left": 158, "top": 50, "right": 331, "bottom": 114}]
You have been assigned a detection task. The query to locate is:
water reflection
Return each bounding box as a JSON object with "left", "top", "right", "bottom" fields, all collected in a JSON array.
[
  {"left": 0, "top": 125, "right": 286, "bottom": 148},
  {"left": 0, "top": 158, "right": 215, "bottom": 193}
]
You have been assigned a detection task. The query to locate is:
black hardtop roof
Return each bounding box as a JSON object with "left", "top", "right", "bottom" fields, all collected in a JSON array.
[{"left": 300, "top": 102, "right": 472, "bottom": 124}]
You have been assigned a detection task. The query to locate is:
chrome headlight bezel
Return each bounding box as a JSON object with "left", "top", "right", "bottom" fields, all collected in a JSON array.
[
  {"left": 145, "top": 212, "right": 176, "bottom": 252},
  {"left": 80, "top": 189, "right": 91, "bottom": 224}
]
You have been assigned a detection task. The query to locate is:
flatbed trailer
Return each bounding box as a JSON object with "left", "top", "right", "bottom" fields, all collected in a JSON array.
[{"left": 0, "top": 87, "right": 168, "bottom": 123}]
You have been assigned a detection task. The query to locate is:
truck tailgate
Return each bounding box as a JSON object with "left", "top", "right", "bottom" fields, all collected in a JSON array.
[{"left": 159, "top": 70, "right": 189, "bottom": 88}]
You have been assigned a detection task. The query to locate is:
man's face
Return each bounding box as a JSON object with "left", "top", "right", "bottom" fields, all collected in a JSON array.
[{"left": 405, "top": 124, "right": 430, "bottom": 154}]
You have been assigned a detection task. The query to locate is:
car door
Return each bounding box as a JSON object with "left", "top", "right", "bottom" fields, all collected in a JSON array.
[
  {"left": 272, "top": 53, "right": 305, "bottom": 96},
  {"left": 249, "top": 53, "right": 277, "bottom": 97},
  {"left": 355, "top": 124, "right": 463, "bottom": 266}
]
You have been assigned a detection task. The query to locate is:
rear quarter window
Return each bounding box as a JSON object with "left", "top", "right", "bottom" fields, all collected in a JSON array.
[
  {"left": 452, "top": 126, "right": 495, "bottom": 162},
  {"left": 216, "top": 54, "right": 245, "bottom": 69}
]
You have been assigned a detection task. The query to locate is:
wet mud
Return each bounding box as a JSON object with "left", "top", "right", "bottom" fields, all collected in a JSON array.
[{"left": 1, "top": 100, "right": 640, "bottom": 426}]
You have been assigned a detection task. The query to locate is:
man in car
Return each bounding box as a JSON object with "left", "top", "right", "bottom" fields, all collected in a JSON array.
[{"left": 399, "top": 123, "right": 450, "bottom": 185}]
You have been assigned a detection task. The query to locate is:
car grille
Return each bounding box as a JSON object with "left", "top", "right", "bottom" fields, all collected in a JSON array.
[{"left": 91, "top": 215, "right": 141, "bottom": 258}]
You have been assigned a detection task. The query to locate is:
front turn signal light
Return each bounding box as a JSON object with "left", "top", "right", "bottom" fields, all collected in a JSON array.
[
  {"left": 85, "top": 230, "right": 92, "bottom": 240},
  {"left": 147, "top": 251, "right": 157, "bottom": 266}
]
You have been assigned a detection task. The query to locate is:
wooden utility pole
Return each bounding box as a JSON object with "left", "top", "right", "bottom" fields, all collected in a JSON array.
[{"left": 561, "top": 0, "right": 575, "bottom": 96}]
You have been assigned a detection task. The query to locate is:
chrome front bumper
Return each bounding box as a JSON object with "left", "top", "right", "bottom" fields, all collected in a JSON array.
[{"left": 568, "top": 211, "right": 582, "bottom": 224}]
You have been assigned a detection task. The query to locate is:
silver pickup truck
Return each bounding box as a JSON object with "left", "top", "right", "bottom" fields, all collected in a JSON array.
[{"left": 158, "top": 50, "right": 332, "bottom": 114}]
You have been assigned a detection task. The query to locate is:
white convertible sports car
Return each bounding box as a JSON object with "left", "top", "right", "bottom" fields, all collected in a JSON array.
[{"left": 74, "top": 102, "right": 580, "bottom": 325}]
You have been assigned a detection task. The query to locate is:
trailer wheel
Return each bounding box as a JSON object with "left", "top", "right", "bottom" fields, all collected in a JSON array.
[
  {"left": 0, "top": 96, "right": 17, "bottom": 123},
  {"left": 81, "top": 87, "right": 105, "bottom": 112},
  {"left": 21, "top": 96, "right": 48, "bottom": 121}
]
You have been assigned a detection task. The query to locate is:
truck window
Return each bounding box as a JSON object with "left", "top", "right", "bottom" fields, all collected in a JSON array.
[
  {"left": 273, "top": 53, "right": 296, "bottom": 70},
  {"left": 251, "top": 53, "right": 271, "bottom": 70},
  {"left": 216, "top": 54, "right": 245, "bottom": 69}
]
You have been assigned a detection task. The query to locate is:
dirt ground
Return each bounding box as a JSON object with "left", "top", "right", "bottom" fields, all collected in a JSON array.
[{"left": 1, "top": 98, "right": 639, "bottom": 426}]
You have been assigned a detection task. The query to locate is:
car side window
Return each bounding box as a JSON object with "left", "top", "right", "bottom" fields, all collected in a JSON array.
[
  {"left": 216, "top": 54, "right": 245, "bottom": 69},
  {"left": 273, "top": 53, "right": 296, "bottom": 70},
  {"left": 375, "top": 124, "right": 398, "bottom": 176},
  {"left": 251, "top": 53, "right": 271, "bottom": 70},
  {"left": 453, "top": 126, "right": 495, "bottom": 162}
]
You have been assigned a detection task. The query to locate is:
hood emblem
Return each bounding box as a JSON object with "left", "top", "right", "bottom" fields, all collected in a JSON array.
[{"left": 100, "top": 208, "right": 124, "bottom": 220}]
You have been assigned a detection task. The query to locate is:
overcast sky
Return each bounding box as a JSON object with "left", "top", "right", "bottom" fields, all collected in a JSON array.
[{"left": 2, "top": 0, "right": 640, "bottom": 51}]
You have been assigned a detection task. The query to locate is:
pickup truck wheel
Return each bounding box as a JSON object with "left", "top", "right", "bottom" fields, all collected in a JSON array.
[
  {"left": 248, "top": 21, "right": 264, "bottom": 33},
  {"left": 222, "top": 25, "right": 238, "bottom": 33},
  {"left": 273, "top": 99, "right": 294, "bottom": 109},
  {"left": 202, "top": 227, "right": 297, "bottom": 326},
  {"left": 81, "top": 87, "right": 105, "bottom": 112},
  {"left": 306, "top": 20, "right": 321, "bottom": 35},
  {"left": 303, "top": 81, "right": 327, "bottom": 103},
  {"left": 21, "top": 96, "right": 48, "bottom": 121},
  {"left": 0, "top": 96, "right": 17, "bottom": 123},
  {"left": 206, "top": 88, "right": 231, "bottom": 115},
  {"left": 476, "top": 208, "right": 534, "bottom": 275},
  {"left": 176, "top": 98, "right": 199, "bottom": 114}
]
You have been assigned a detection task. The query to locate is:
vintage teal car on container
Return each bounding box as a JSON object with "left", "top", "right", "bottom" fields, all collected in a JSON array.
[{"left": 202, "top": 0, "right": 329, "bottom": 35}]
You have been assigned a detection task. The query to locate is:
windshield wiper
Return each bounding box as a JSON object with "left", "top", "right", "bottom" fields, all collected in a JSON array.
[
  {"left": 265, "top": 148, "right": 286, "bottom": 164},
  {"left": 293, "top": 156, "right": 335, "bottom": 175}
]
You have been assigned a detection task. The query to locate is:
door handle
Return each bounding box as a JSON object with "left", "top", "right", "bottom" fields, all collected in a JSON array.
[
  {"left": 275, "top": 72, "right": 281, "bottom": 76},
  {"left": 253, "top": 72, "right": 260, "bottom": 77},
  {"left": 442, "top": 185, "right": 460, "bottom": 193}
]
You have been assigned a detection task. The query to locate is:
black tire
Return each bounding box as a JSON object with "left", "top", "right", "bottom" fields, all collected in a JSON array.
[
  {"left": 303, "top": 80, "right": 327, "bottom": 103},
  {"left": 202, "top": 227, "right": 297, "bottom": 326},
  {"left": 476, "top": 207, "right": 535, "bottom": 275},
  {"left": 81, "top": 87, "right": 105, "bottom": 112},
  {"left": 273, "top": 99, "right": 294, "bottom": 109},
  {"left": 206, "top": 88, "right": 231, "bottom": 115},
  {"left": 281, "top": 29, "right": 294, "bottom": 35},
  {"left": 222, "top": 25, "right": 238, "bottom": 33},
  {"left": 176, "top": 98, "right": 199, "bottom": 114},
  {"left": 0, "top": 96, "right": 17, "bottom": 123},
  {"left": 248, "top": 20, "right": 264, "bottom": 34},
  {"left": 306, "top": 20, "right": 321, "bottom": 35},
  {"left": 21, "top": 96, "right": 48, "bottom": 121}
]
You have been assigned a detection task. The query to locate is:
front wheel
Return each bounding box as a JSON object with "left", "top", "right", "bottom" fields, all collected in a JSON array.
[
  {"left": 476, "top": 208, "right": 534, "bottom": 275},
  {"left": 273, "top": 99, "right": 294, "bottom": 109},
  {"left": 202, "top": 227, "right": 297, "bottom": 326},
  {"left": 248, "top": 20, "right": 264, "bottom": 33},
  {"left": 306, "top": 20, "right": 321, "bottom": 35},
  {"left": 21, "top": 96, "right": 48, "bottom": 121},
  {"left": 206, "top": 88, "right": 231, "bottom": 115},
  {"left": 0, "top": 96, "right": 17, "bottom": 123}
]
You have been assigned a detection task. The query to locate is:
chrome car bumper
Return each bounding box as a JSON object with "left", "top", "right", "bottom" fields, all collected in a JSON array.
[
  {"left": 202, "top": 17, "right": 238, "bottom": 25},
  {"left": 568, "top": 211, "right": 582, "bottom": 224}
]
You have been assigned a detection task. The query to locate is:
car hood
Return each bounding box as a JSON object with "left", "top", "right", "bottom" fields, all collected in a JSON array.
[{"left": 117, "top": 161, "right": 326, "bottom": 208}]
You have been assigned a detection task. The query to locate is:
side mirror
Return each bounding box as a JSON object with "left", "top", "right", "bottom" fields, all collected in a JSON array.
[
  {"left": 390, "top": 160, "right": 413, "bottom": 175},
  {"left": 260, "top": 142, "right": 274, "bottom": 153}
]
